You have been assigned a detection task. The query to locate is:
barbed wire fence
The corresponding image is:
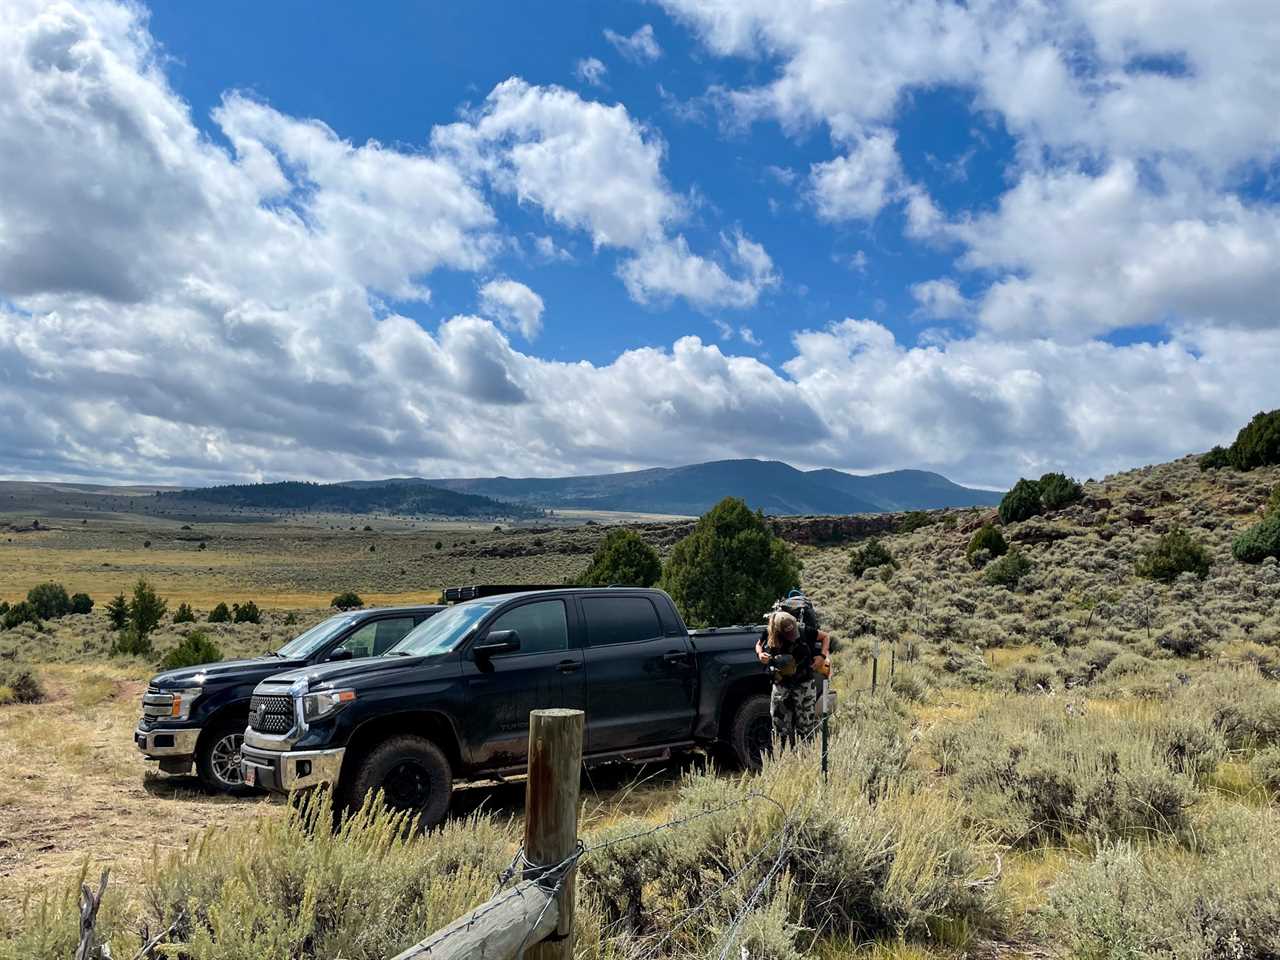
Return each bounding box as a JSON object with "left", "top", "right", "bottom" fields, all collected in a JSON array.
[{"left": 389, "top": 760, "right": 800, "bottom": 960}]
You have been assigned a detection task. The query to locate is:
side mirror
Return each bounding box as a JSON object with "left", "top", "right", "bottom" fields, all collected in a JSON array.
[
  {"left": 327, "top": 647, "right": 354, "bottom": 662},
  {"left": 473, "top": 629, "right": 521, "bottom": 657}
]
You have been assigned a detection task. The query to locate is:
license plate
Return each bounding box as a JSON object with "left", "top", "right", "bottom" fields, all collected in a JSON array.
[{"left": 243, "top": 764, "right": 256, "bottom": 787}]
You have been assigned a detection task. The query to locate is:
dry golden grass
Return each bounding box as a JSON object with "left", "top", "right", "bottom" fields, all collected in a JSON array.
[
  {"left": 0, "top": 664, "right": 277, "bottom": 917},
  {"left": 0, "top": 658, "right": 690, "bottom": 930}
]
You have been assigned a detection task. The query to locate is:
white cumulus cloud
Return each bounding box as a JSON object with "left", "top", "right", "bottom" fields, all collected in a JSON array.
[{"left": 478, "top": 278, "right": 545, "bottom": 340}]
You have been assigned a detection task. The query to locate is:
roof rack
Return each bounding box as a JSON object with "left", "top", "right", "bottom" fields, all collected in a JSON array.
[{"left": 442, "top": 584, "right": 565, "bottom": 603}]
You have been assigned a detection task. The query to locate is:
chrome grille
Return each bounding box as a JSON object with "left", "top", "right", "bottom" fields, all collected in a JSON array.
[
  {"left": 249, "top": 694, "right": 294, "bottom": 734},
  {"left": 142, "top": 686, "right": 174, "bottom": 720}
]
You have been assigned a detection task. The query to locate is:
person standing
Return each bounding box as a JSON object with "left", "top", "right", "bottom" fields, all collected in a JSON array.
[{"left": 755, "top": 609, "right": 830, "bottom": 749}]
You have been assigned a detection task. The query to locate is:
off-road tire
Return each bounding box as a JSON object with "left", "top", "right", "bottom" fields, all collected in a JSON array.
[
  {"left": 728, "top": 694, "right": 773, "bottom": 771},
  {"left": 196, "top": 718, "right": 250, "bottom": 793},
  {"left": 348, "top": 735, "right": 453, "bottom": 829}
]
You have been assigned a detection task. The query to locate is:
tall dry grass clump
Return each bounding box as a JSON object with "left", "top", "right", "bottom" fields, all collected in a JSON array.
[
  {"left": 1, "top": 792, "right": 516, "bottom": 960},
  {"left": 578, "top": 693, "right": 1004, "bottom": 958}
]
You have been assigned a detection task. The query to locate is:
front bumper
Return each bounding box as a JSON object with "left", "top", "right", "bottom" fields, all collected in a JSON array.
[
  {"left": 240, "top": 744, "right": 345, "bottom": 793},
  {"left": 134, "top": 723, "right": 201, "bottom": 758}
]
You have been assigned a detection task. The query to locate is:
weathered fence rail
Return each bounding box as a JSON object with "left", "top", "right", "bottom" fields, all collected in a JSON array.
[{"left": 389, "top": 880, "right": 560, "bottom": 960}]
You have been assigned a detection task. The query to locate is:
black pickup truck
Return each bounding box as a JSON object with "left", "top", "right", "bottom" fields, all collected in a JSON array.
[
  {"left": 135, "top": 604, "right": 442, "bottom": 790},
  {"left": 240, "top": 587, "right": 770, "bottom": 825}
]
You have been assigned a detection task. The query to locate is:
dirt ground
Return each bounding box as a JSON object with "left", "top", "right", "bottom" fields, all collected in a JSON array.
[{"left": 0, "top": 662, "right": 690, "bottom": 925}]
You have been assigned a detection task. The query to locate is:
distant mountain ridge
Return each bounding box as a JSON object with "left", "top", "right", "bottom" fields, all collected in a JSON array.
[
  {"left": 157, "top": 480, "right": 541, "bottom": 519},
  {"left": 346, "top": 459, "right": 1003, "bottom": 516}
]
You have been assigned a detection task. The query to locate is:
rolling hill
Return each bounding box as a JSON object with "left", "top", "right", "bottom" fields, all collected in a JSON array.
[
  {"left": 408, "top": 459, "right": 1003, "bottom": 516},
  {"left": 155, "top": 480, "right": 542, "bottom": 519}
]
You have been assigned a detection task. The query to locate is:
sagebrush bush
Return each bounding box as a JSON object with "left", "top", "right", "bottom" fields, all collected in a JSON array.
[
  {"left": 984, "top": 549, "right": 1032, "bottom": 588},
  {"left": 1150, "top": 715, "right": 1226, "bottom": 779},
  {"left": 1197, "top": 673, "right": 1280, "bottom": 749},
  {"left": 1135, "top": 528, "right": 1210, "bottom": 582},
  {"left": 999, "top": 479, "right": 1042, "bottom": 523},
  {"left": 1005, "top": 660, "right": 1057, "bottom": 694},
  {"left": 966, "top": 525, "right": 1007, "bottom": 567},
  {"left": 0, "top": 662, "right": 45, "bottom": 704},
  {"left": 1251, "top": 746, "right": 1280, "bottom": 794},
  {"left": 928, "top": 699, "right": 1201, "bottom": 845},
  {"left": 888, "top": 663, "right": 932, "bottom": 702},
  {"left": 159, "top": 630, "right": 223, "bottom": 670},
  {"left": 1232, "top": 513, "right": 1280, "bottom": 564},
  {"left": 1041, "top": 806, "right": 1280, "bottom": 959},
  {"left": 582, "top": 704, "right": 1001, "bottom": 953}
]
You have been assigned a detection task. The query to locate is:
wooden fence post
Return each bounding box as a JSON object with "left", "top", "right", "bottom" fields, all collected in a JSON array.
[{"left": 524, "top": 708, "right": 584, "bottom": 960}]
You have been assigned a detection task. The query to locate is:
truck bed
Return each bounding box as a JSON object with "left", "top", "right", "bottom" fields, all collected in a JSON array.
[{"left": 688, "top": 625, "right": 766, "bottom": 741}]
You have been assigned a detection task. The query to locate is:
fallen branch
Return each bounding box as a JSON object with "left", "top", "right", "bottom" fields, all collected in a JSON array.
[{"left": 130, "top": 909, "right": 186, "bottom": 960}]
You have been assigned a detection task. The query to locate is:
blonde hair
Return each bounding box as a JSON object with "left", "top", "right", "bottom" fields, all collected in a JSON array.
[{"left": 767, "top": 611, "right": 797, "bottom": 651}]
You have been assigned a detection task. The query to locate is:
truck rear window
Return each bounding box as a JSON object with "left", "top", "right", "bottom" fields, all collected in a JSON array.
[{"left": 582, "top": 597, "right": 662, "bottom": 646}]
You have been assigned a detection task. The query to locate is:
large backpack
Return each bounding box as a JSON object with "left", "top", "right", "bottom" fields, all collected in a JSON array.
[
  {"left": 770, "top": 591, "right": 829, "bottom": 679},
  {"left": 772, "top": 590, "right": 819, "bottom": 637}
]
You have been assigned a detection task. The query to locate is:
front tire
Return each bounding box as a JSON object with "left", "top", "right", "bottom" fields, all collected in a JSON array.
[
  {"left": 197, "top": 720, "right": 248, "bottom": 792},
  {"left": 728, "top": 694, "right": 773, "bottom": 771},
  {"left": 348, "top": 735, "right": 453, "bottom": 829}
]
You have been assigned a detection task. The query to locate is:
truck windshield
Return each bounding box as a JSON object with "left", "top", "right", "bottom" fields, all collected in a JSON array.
[
  {"left": 274, "top": 614, "right": 359, "bottom": 659},
  {"left": 388, "top": 601, "right": 499, "bottom": 657}
]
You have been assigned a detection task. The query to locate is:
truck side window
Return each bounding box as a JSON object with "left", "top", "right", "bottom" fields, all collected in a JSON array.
[
  {"left": 340, "top": 617, "right": 415, "bottom": 657},
  {"left": 372, "top": 617, "right": 416, "bottom": 655},
  {"left": 582, "top": 597, "right": 662, "bottom": 646},
  {"left": 486, "top": 600, "right": 568, "bottom": 655}
]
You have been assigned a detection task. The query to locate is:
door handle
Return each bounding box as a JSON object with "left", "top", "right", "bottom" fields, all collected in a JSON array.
[
  {"left": 662, "top": 651, "right": 691, "bottom": 664},
  {"left": 557, "top": 659, "right": 582, "bottom": 674}
]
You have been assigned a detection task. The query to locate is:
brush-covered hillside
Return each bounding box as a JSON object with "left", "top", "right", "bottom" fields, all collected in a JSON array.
[{"left": 804, "top": 453, "right": 1280, "bottom": 683}]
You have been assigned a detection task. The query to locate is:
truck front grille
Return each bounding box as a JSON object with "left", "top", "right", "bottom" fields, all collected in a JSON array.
[{"left": 249, "top": 694, "right": 294, "bottom": 734}]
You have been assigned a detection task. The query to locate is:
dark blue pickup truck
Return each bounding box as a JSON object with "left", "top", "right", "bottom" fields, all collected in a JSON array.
[
  {"left": 240, "top": 587, "right": 769, "bottom": 825},
  {"left": 135, "top": 604, "right": 441, "bottom": 790}
]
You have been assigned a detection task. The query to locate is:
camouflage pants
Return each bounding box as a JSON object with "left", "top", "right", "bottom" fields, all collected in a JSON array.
[{"left": 770, "top": 678, "right": 818, "bottom": 749}]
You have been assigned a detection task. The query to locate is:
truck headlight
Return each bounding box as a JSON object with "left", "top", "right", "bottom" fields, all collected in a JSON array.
[
  {"left": 169, "top": 687, "right": 204, "bottom": 721},
  {"left": 300, "top": 689, "right": 356, "bottom": 722}
]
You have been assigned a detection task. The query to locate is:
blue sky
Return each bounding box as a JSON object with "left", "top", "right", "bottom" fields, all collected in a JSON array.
[
  {"left": 1, "top": 0, "right": 1278, "bottom": 488},
  {"left": 145, "top": 1, "right": 963, "bottom": 363}
]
